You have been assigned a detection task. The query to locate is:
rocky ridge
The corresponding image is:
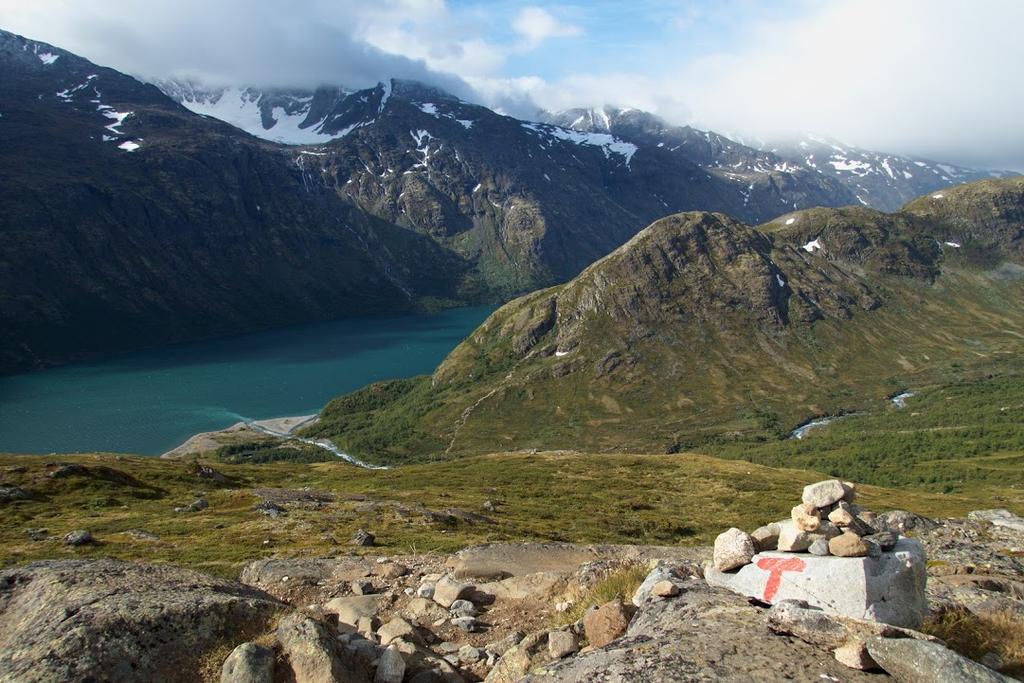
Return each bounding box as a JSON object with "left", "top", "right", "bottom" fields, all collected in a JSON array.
[
  {"left": 543, "top": 107, "right": 1014, "bottom": 213},
  {"left": 1, "top": 504, "right": 1021, "bottom": 682}
]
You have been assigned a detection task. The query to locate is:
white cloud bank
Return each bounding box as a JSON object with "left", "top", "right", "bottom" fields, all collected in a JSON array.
[
  {"left": 1, "top": 0, "right": 1021, "bottom": 168},
  {"left": 505, "top": 0, "right": 1024, "bottom": 169}
]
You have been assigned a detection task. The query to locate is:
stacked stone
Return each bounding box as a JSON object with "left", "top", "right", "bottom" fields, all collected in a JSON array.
[{"left": 713, "top": 479, "right": 898, "bottom": 572}]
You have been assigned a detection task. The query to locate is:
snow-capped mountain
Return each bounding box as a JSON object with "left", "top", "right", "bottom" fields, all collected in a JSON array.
[
  {"left": 770, "top": 134, "right": 1012, "bottom": 211},
  {"left": 544, "top": 106, "right": 1014, "bottom": 213},
  {"left": 543, "top": 106, "right": 857, "bottom": 214}
]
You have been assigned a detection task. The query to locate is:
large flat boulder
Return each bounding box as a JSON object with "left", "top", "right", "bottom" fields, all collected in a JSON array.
[
  {"left": 0, "top": 560, "right": 285, "bottom": 682},
  {"left": 704, "top": 537, "right": 926, "bottom": 628},
  {"left": 519, "top": 572, "right": 881, "bottom": 682},
  {"left": 447, "top": 543, "right": 598, "bottom": 580}
]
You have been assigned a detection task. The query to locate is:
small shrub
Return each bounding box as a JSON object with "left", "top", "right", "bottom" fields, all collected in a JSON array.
[
  {"left": 922, "top": 605, "right": 1024, "bottom": 677},
  {"left": 554, "top": 563, "right": 648, "bottom": 627}
]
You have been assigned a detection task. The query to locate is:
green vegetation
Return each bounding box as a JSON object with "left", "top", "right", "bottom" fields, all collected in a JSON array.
[
  {"left": 213, "top": 439, "right": 336, "bottom": 465},
  {"left": 555, "top": 563, "right": 648, "bottom": 627},
  {"left": 301, "top": 377, "right": 446, "bottom": 463},
  {"left": 708, "top": 369, "right": 1024, "bottom": 495},
  {"left": 296, "top": 179, "right": 1024, "bottom": 468},
  {"left": 2, "top": 450, "right": 1011, "bottom": 579}
]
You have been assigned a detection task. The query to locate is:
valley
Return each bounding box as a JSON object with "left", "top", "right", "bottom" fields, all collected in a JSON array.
[{"left": 1, "top": 12, "right": 1023, "bottom": 682}]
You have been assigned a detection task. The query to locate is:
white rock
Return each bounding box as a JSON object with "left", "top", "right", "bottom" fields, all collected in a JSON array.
[
  {"left": 713, "top": 528, "right": 756, "bottom": 571},
  {"left": 704, "top": 537, "right": 927, "bottom": 628},
  {"left": 802, "top": 480, "right": 849, "bottom": 508},
  {"left": 969, "top": 509, "right": 1024, "bottom": 532},
  {"left": 777, "top": 523, "right": 814, "bottom": 552},
  {"left": 432, "top": 575, "right": 472, "bottom": 608}
]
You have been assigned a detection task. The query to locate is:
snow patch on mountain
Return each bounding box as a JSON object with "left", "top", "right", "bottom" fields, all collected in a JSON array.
[
  {"left": 802, "top": 237, "right": 823, "bottom": 253},
  {"left": 166, "top": 85, "right": 362, "bottom": 145},
  {"left": 521, "top": 122, "right": 637, "bottom": 167},
  {"left": 416, "top": 101, "right": 475, "bottom": 129}
]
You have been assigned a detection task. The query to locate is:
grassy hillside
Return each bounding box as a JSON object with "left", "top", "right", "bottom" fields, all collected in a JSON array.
[
  {"left": 1, "top": 450, "right": 1016, "bottom": 579},
  {"left": 300, "top": 181, "right": 1024, "bottom": 465},
  {"left": 707, "top": 368, "right": 1024, "bottom": 494}
]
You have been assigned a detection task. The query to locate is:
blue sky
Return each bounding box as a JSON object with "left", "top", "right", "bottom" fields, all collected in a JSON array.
[
  {"left": 458, "top": 1, "right": 812, "bottom": 80},
  {"left": 3, "top": 0, "right": 1023, "bottom": 168}
]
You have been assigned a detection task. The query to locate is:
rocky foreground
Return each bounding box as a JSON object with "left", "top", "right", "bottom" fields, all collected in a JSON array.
[{"left": 0, "top": 502, "right": 1022, "bottom": 682}]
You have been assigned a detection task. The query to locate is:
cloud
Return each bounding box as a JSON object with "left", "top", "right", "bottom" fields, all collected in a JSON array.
[
  {"left": 492, "top": 0, "right": 1024, "bottom": 169},
  {"left": 678, "top": 0, "right": 1024, "bottom": 168},
  {"left": 511, "top": 7, "right": 583, "bottom": 49},
  {"left": 0, "top": 0, "right": 475, "bottom": 94},
  {"left": 1, "top": 0, "right": 1021, "bottom": 168}
]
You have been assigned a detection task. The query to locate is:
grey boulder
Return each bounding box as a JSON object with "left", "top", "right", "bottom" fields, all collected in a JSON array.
[
  {"left": 221, "top": 642, "right": 275, "bottom": 683},
  {"left": 867, "top": 637, "right": 1014, "bottom": 682},
  {"left": 0, "top": 560, "right": 285, "bottom": 683}
]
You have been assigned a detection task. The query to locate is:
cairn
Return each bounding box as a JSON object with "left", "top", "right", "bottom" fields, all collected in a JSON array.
[{"left": 705, "top": 479, "right": 927, "bottom": 628}]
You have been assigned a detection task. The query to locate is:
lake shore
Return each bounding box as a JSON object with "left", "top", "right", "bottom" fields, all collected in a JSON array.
[{"left": 160, "top": 414, "right": 319, "bottom": 459}]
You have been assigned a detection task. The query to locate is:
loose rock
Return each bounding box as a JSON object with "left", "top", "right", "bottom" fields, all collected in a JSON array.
[
  {"left": 277, "top": 613, "right": 354, "bottom": 683},
  {"left": 777, "top": 524, "right": 814, "bottom": 552},
  {"left": 652, "top": 580, "right": 681, "bottom": 597},
  {"left": 451, "top": 616, "right": 479, "bottom": 632},
  {"left": 221, "top": 642, "right": 275, "bottom": 683},
  {"left": 449, "top": 599, "right": 478, "bottom": 617},
  {"left": 792, "top": 503, "right": 821, "bottom": 532},
  {"left": 583, "top": 600, "right": 635, "bottom": 648},
  {"left": 802, "top": 480, "right": 849, "bottom": 508},
  {"left": 751, "top": 522, "right": 782, "bottom": 552},
  {"left": 63, "top": 530, "right": 93, "bottom": 546},
  {"left": 828, "top": 501, "right": 856, "bottom": 527},
  {"left": 458, "top": 644, "right": 483, "bottom": 664},
  {"left": 866, "top": 637, "right": 1013, "bottom": 683},
  {"left": 833, "top": 641, "right": 876, "bottom": 671},
  {"left": 0, "top": 485, "right": 31, "bottom": 502},
  {"left": 433, "top": 575, "right": 473, "bottom": 608},
  {"left": 374, "top": 644, "right": 406, "bottom": 683},
  {"left": 350, "top": 529, "right": 375, "bottom": 547},
  {"left": 873, "top": 510, "right": 937, "bottom": 534},
  {"left": 830, "top": 532, "right": 870, "bottom": 558},
  {"left": 713, "top": 528, "right": 756, "bottom": 571},
  {"left": 548, "top": 630, "right": 579, "bottom": 659},
  {"left": 808, "top": 538, "right": 831, "bottom": 556},
  {"left": 377, "top": 617, "right": 421, "bottom": 646}
]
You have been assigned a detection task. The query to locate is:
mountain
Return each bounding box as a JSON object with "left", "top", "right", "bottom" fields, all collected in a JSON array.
[
  {"left": 770, "top": 134, "right": 1014, "bottom": 212},
  {"left": 543, "top": 107, "right": 1014, "bottom": 213},
  {"left": 0, "top": 31, "right": 468, "bottom": 373},
  {"left": 301, "top": 177, "right": 1024, "bottom": 464},
  {"left": 1, "top": 28, "right": 1013, "bottom": 375}
]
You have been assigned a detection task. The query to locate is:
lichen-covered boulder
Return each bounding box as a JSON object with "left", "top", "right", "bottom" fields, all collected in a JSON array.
[{"left": 0, "top": 560, "right": 285, "bottom": 682}]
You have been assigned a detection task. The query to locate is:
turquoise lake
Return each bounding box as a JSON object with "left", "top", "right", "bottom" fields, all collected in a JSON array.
[{"left": 0, "top": 306, "right": 494, "bottom": 456}]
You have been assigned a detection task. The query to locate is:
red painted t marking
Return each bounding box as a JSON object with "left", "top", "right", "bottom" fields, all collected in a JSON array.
[{"left": 756, "top": 557, "right": 807, "bottom": 601}]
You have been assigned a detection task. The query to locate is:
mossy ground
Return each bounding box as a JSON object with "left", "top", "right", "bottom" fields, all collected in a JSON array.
[{"left": 1, "top": 446, "right": 1018, "bottom": 580}]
